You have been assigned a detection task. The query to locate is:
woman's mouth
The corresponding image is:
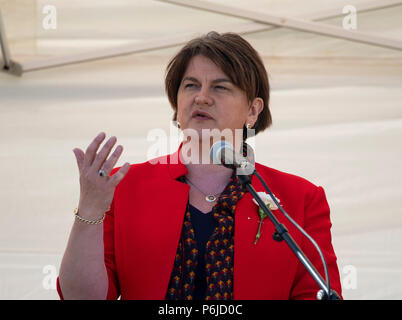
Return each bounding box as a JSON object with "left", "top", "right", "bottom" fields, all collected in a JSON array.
[{"left": 192, "top": 110, "right": 213, "bottom": 120}]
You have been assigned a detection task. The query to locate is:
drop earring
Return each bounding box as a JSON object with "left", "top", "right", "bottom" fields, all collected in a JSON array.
[{"left": 173, "top": 120, "right": 181, "bottom": 129}]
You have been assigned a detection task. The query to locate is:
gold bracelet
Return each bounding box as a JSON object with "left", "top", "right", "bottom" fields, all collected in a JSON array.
[{"left": 74, "top": 207, "right": 105, "bottom": 225}]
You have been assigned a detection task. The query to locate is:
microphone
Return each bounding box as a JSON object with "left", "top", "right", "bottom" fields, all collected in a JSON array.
[{"left": 210, "top": 141, "right": 255, "bottom": 174}]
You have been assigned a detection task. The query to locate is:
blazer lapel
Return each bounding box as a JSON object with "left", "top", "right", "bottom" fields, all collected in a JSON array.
[{"left": 149, "top": 148, "right": 190, "bottom": 299}]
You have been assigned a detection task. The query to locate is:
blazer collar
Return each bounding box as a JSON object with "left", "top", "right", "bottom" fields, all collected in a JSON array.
[{"left": 167, "top": 142, "right": 188, "bottom": 180}]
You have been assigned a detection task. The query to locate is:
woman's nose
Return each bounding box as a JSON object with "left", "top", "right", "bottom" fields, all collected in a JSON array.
[{"left": 194, "top": 87, "right": 213, "bottom": 106}]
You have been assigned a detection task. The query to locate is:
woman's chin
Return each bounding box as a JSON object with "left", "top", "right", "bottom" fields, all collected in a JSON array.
[{"left": 183, "top": 124, "right": 217, "bottom": 136}]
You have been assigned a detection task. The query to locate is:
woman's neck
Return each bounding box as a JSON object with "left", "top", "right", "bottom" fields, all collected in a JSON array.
[
  {"left": 180, "top": 136, "right": 243, "bottom": 164},
  {"left": 185, "top": 162, "right": 233, "bottom": 182},
  {"left": 180, "top": 138, "right": 235, "bottom": 183}
]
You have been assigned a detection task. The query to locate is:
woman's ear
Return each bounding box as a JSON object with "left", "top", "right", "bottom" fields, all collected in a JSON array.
[{"left": 247, "top": 97, "right": 264, "bottom": 127}]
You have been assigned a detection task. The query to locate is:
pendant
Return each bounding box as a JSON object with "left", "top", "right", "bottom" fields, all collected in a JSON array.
[{"left": 205, "top": 195, "right": 216, "bottom": 202}]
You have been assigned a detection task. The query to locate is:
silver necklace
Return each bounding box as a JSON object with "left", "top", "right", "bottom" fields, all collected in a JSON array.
[{"left": 185, "top": 177, "right": 223, "bottom": 203}]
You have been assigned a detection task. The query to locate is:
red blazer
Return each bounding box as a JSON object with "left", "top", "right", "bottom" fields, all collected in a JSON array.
[{"left": 58, "top": 147, "right": 342, "bottom": 300}]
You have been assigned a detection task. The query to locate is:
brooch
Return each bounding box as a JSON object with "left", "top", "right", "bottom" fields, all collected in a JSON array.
[{"left": 252, "top": 192, "right": 280, "bottom": 245}]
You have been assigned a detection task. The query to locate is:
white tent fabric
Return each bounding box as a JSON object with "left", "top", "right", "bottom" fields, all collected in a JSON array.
[{"left": 0, "top": 0, "right": 402, "bottom": 299}]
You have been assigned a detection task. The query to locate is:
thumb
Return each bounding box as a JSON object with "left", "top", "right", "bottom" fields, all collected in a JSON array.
[{"left": 72, "top": 148, "right": 85, "bottom": 172}]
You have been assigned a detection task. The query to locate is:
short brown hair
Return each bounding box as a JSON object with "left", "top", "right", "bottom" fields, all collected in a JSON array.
[{"left": 164, "top": 31, "right": 272, "bottom": 138}]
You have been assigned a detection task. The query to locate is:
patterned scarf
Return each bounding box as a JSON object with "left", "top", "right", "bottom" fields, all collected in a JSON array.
[{"left": 165, "top": 169, "right": 248, "bottom": 300}]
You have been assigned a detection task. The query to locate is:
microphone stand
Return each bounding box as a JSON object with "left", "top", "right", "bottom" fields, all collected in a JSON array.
[{"left": 236, "top": 168, "right": 340, "bottom": 300}]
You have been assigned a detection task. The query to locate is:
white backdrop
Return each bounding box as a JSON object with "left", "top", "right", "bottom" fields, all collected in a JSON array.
[{"left": 1, "top": 0, "right": 402, "bottom": 299}]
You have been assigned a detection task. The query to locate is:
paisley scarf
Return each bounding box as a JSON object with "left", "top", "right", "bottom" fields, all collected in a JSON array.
[{"left": 165, "top": 168, "right": 248, "bottom": 300}]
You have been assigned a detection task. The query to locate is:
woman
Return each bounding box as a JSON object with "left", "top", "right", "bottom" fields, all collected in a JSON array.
[{"left": 57, "top": 32, "right": 342, "bottom": 300}]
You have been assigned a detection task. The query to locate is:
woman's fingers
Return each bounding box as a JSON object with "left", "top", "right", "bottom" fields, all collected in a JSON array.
[
  {"left": 91, "top": 136, "right": 117, "bottom": 173},
  {"left": 72, "top": 148, "right": 85, "bottom": 173},
  {"left": 109, "top": 162, "right": 131, "bottom": 187},
  {"left": 74, "top": 132, "right": 129, "bottom": 217},
  {"left": 78, "top": 132, "right": 127, "bottom": 181},
  {"left": 101, "top": 144, "right": 123, "bottom": 175},
  {"left": 83, "top": 132, "right": 106, "bottom": 169}
]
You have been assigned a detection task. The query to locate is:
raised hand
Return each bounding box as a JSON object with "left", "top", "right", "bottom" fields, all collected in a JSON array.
[{"left": 72, "top": 132, "right": 130, "bottom": 219}]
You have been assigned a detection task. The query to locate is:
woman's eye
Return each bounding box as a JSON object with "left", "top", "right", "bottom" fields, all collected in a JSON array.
[
  {"left": 183, "top": 84, "right": 227, "bottom": 90},
  {"left": 215, "top": 86, "right": 227, "bottom": 90}
]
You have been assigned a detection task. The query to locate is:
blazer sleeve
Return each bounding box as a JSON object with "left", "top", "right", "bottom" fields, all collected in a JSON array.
[
  {"left": 56, "top": 200, "right": 120, "bottom": 300},
  {"left": 103, "top": 198, "right": 121, "bottom": 300},
  {"left": 289, "top": 186, "right": 342, "bottom": 300}
]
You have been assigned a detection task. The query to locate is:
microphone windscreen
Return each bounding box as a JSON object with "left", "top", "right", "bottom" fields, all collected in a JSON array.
[{"left": 210, "top": 141, "right": 234, "bottom": 165}]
